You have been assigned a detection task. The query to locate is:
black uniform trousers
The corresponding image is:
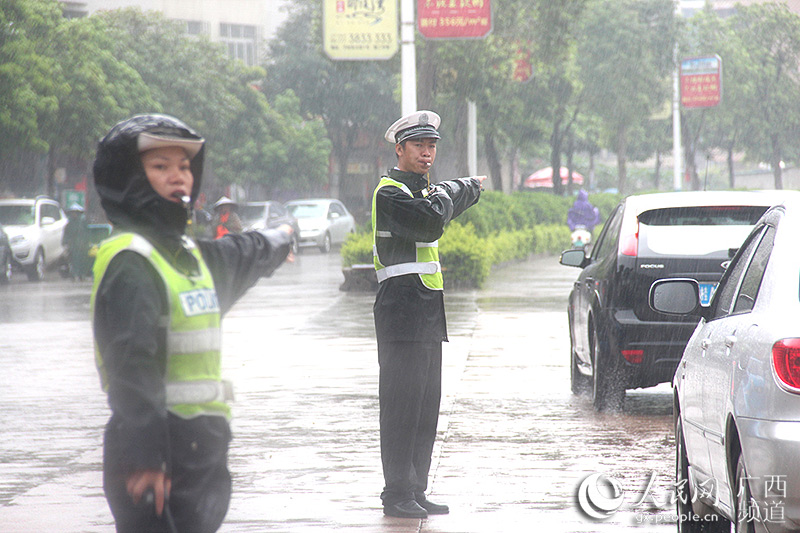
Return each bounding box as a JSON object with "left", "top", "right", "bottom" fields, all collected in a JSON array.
[
  {"left": 378, "top": 339, "right": 443, "bottom": 506},
  {"left": 103, "top": 414, "right": 232, "bottom": 533}
]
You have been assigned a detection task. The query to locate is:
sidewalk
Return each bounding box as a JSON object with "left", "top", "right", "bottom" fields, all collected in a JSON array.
[{"left": 0, "top": 254, "right": 674, "bottom": 532}]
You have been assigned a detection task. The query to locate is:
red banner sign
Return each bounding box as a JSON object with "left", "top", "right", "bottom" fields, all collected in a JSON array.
[
  {"left": 680, "top": 55, "right": 722, "bottom": 109},
  {"left": 418, "top": 0, "right": 492, "bottom": 39}
]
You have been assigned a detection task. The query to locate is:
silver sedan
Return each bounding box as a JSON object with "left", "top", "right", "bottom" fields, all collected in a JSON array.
[
  {"left": 651, "top": 192, "right": 800, "bottom": 533},
  {"left": 284, "top": 198, "right": 356, "bottom": 253}
]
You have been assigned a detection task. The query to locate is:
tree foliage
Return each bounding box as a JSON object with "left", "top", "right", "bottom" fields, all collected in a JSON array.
[
  {"left": 96, "top": 8, "right": 331, "bottom": 194},
  {"left": 0, "top": 2, "right": 331, "bottom": 199},
  {"left": 8, "top": 0, "right": 800, "bottom": 202},
  {"left": 728, "top": 3, "right": 800, "bottom": 188},
  {"left": 578, "top": 0, "right": 675, "bottom": 194},
  {"left": 263, "top": 0, "right": 396, "bottom": 198},
  {"left": 0, "top": 0, "right": 62, "bottom": 158}
]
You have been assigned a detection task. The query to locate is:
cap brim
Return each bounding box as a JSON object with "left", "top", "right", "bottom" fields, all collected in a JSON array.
[
  {"left": 396, "top": 127, "right": 441, "bottom": 144},
  {"left": 138, "top": 132, "right": 204, "bottom": 159}
]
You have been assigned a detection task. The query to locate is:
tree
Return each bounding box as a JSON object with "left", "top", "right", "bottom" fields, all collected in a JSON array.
[
  {"left": 729, "top": 3, "right": 800, "bottom": 189},
  {"left": 526, "top": 0, "right": 587, "bottom": 196},
  {"left": 578, "top": 0, "right": 675, "bottom": 194},
  {"left": 263, "top": 0, "right": 396, "bottom": 200},
  {"left": 415, "top": 0, "right": 588, "bottom": 194},
  {"left": 96, "top": 8, "right": 331, "bottom": 195},
  {"left": 417, "top": 35, "right": 520, "bottom": 188},
  {"left": 678, "top": 6, "right": 752, "bottom": 189},
  {"left": 0, "top": 0, "right": 63, "bottom": 193},
  {"left": 44, "top": 15, "right": 156, "bottom": 196}
]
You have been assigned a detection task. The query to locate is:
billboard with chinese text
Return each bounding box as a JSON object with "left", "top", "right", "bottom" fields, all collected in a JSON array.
[
  {"left": 680, "top": 55, "right": 722, "bottom": 109},
  {"left": 324, "top": 0, "right": 398, "bottom": 60},
  {"left": 418, "top": 0, "right": 492, "bottom": 40}
]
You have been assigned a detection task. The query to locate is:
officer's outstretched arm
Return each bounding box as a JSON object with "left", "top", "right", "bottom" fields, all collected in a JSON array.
[{"left": 437, "top": 176, "right": 484, "bottom": 219}]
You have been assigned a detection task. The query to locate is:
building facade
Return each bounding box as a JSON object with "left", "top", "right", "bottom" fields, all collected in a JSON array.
[{"left": 59, "top": 0, "right": 289, "bottom": 66}]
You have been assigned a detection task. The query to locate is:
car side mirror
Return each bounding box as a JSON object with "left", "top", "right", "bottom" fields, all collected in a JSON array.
[
  {"left": 649, "top": 278, "right": 701, "bottom": 315},
  {"left": 560, "top": 248, "right": 588, "bottom": 268},
  {"left": 329, "top": 212, "right": 340, "bottom": 220},
  {"left": 40, "top": 216, "right": 56, "bottom": 226}
]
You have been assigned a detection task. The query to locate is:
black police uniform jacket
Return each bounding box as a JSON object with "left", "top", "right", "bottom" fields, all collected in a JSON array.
[
  {"left": 373, "top": 168, "right": 482, "bottom": 343},
  {"left": 92, "top": 115, "right": 291, "bottom": 523}
]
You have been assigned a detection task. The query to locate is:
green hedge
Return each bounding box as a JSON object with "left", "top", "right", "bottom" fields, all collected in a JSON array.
[
  {"left": 341, "top": 231, "right": 373, "bottom": 266},
  {"left": 341, "top": 190, "right": 620, "bottom": 288}
]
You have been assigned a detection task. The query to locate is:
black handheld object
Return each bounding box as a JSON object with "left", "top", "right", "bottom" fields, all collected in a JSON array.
[{"left": 142, "top": 489, "right": 179, "bottom": 533}]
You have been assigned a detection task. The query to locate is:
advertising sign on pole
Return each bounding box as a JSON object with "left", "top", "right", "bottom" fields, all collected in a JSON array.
[
  {"left": 323, "top": 0, "right": 398, "bottom": 60},
  {"left": 418, "top": 0, "right": 492, "bottom": 40},
  {"left": 680, "top": 55, "right": 722, "bottom": 108}
]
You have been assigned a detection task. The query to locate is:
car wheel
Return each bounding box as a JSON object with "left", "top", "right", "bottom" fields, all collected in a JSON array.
[
  {"left": 319, "top": 232, "right": 331, "bottom": 253},
  {"left": 0, "top": 251, "right": 10, "bottom": 284},
  {"left": 676, "top": 417, "right": 730, "bottom": 532},
  {"left": 590, "top": 324, "right": 624, "bottom": 411},
  {"left": 26, "top": 249, "right": 45, "bottom": 282},
  {"left": 735, "top": 454, "right": 756, "bottom": 533},
  {"left": 570, "top": 343, "right": 591, "bottom": 395}
]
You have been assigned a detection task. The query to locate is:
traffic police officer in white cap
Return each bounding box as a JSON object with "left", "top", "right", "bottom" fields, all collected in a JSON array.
[{"left": 371, "top": 110, "right": 486, "bottom": 518}]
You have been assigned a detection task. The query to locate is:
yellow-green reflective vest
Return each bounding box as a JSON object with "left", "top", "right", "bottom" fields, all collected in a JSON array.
[
  {"left": 372, "top": 177, "right": 443, "bottom": 290},
  {"left": 91, "top": 232, "right": 231, "bottom": 420}
]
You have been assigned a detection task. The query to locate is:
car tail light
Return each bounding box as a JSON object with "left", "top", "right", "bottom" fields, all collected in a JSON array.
[
  {"left": 772, "top": 339, "right": 800, "bottom": 391},
  {"left": 619, "top": 215, "right": 639, "bottom": 257},
  {"left": 622, "top": 349, "right": 644, "bottom": 364}
]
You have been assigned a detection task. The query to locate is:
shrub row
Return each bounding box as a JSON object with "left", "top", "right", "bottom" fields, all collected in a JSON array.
[{"left": 341, "top": 190, "right": 621, "bottom": 289}]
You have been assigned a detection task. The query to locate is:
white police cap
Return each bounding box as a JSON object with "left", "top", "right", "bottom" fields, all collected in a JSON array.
[{"left": 384, "top": 110, "right": 441, "bottom": 144}]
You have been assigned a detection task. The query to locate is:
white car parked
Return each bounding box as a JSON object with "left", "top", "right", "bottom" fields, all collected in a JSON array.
[
  {"left": 0, "top": 197, "right": 68, "bottom": 281},
  {"left": 284, "top": 198, "right": 356, "bottom": 253},
  {"left": 651, "top": 191, "right": 800, "bottom": 533}
]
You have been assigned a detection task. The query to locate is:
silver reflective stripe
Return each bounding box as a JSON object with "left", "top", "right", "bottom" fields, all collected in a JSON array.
[
  {"left": 376, "top": 230, "right": 392, "bottom": 238},
  {"left": 376, "top": 261, "right": 441, "bottom": 282},
  {"left": 127, "top": 234, "right": 154, "bottom": 255},
  {"left": 167, "top": 327, "right": 221, "bottom": 355},
  {"left": 416, "top": 240, "right": 438, "bottom": 248},
  {"left": 166, "top": 379, "right": 234, "bottom": 405}
]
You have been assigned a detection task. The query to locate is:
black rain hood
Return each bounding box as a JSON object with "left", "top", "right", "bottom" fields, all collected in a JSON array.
[{"left": 93, "top": 114, "right": 204, "bottom": 243}]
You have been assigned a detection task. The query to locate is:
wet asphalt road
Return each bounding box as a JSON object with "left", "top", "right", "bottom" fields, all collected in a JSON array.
[{"left": 0, "top": 250, "right": 676, "bottom": 532}]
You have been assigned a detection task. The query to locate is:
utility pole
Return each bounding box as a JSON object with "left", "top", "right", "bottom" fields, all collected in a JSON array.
[{"left": 401, "top": 0, "right": 416, "bottom": 114}]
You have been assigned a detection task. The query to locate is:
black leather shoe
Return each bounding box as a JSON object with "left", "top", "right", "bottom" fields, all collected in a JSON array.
[
  {"left": 383, "top": 499, "right": 428, "bottom": 518},
  {"left": 415, "top": 494, "right": 449, "bottom": 515}
]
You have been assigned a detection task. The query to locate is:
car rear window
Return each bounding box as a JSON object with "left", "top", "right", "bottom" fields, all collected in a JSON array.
[
  {"left": 638, "top": 206, "right": 767, "bottom": 226},
  {"left": 239, "top": 204, "right": 266, "bottom": 222},
  {"left": 287, "top": 203, "right": 326, "bottom": 218},
  {"left": 637, "top": 206, "right": 769, "bottom": 257}
]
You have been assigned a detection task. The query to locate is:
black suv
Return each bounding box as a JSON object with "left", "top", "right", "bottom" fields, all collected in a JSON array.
[{"left": 560, "top": 190, "right": 785, "bottom": 410}]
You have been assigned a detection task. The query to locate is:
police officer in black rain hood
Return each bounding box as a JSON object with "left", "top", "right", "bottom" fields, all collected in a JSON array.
[{"left": 91, "top": 114, "right": 292, "bottom": 532}]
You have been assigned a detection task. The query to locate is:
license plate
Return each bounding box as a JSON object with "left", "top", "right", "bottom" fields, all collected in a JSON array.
[{"left": 698, "top": 282, "right": 718, "bottom": 307}]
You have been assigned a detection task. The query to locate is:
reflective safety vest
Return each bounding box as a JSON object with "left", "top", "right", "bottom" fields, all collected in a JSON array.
[
  {"left": 90, "top": 232, "right": 232, "bottom": 420},
  {"left": 372, "top": 176, "right": 443, "bottom": 290}
]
